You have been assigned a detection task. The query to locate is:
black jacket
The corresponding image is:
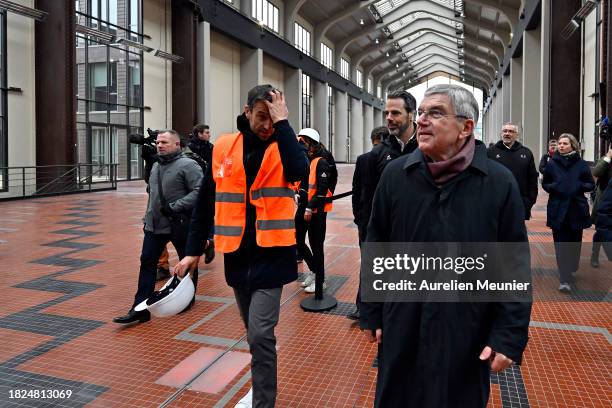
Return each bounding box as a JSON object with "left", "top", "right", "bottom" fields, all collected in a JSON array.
[
  {"left": 371, "top": 127, "right": 418, "bottom": 178},
  {"left": 596, "top": 179, "right": 612, "bottom": 233},
  {"left": 538, "top": 152, "right": 553, "bottom": 175},
  {"left": 361, "top": 141, "right": 531, "bottom": 408},
  {"left": 352, "top": 150, "right": 377, "bottom": 238},
  {"left": 191, "top": 114, "right": 308, "bottom": 290},
  {"left": 187, "top": 136, "right": 214, "bottom": 165},
  {"left": 542, "top": 152, "right": 594, "bottom": 231},
  {"left": 306, "top": 148, "right": 337, "bottom": 211},
  {"left": 487, "top": 141, "right": 539, "bottom": 219}
]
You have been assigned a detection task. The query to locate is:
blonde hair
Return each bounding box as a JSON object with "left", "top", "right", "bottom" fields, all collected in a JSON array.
[{"left": 558, "top": 133, "right": 580, "bottom": 152}]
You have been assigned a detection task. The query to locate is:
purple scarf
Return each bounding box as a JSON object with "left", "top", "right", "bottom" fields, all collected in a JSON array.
[{"left": 425, "top": 136, "right": 476, "bottom": 185}]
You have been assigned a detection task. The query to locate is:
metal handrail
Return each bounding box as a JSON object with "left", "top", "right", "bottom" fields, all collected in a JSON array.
[{"left": 0, "top": 163, "right": 118, "bottom": 201}]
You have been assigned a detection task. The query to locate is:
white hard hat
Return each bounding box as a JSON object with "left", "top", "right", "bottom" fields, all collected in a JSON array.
[
  {"left": 134, "top": 274, "right": 195, "bottom": 317},
  {"left": 298, "top": 128, "right": 320, "bottom": 143}
]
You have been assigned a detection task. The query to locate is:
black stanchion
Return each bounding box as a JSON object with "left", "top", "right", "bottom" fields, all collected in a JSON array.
[{"left": 300, "top": 269, "right": 337, "bottom": 312}]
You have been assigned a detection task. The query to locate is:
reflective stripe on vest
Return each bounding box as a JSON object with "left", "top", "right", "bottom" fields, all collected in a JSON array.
[
  {"left": 213, "top": 132, "right": 296, "bottom": 253},
  {"left": 307, "top": 157, "right": 333, "bottom": 213}
]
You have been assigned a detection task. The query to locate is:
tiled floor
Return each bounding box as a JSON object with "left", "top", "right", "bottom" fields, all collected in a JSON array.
[{"left": 0, "top": 164, "right": 610, "bottom": 407}]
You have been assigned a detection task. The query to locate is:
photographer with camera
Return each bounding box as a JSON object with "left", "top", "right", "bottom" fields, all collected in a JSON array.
[
  {"left": 186, "top": 124, "right": 216, "bottom": 264},
  {"left": 113, "top": 130, "right": 203, "bottom": 324}
]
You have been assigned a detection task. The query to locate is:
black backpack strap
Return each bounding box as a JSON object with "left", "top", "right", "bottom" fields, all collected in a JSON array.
[{"left": 157, "top": 165, "right": 168, "bottom": 208}]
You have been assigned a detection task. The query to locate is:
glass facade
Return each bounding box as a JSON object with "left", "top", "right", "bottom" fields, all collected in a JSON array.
[
  {"left": 321, "top": 43, "right": 333, "bottom": 69},
  {"left": 252, "top": 0, "right": 279, "bottom": 33},
  {"left": 340, "top": 58, "right": 350, "bottom": 80},
  {"left": 327, "top": 85, "right": 334, "bottom": 153},
  {"left": 294, "top": 22, "right": 311, "bottom": 56},
  {"left": 75, "top": 0, "right": 144, "bottom": 181},
  {"left": 301, "top": 73, "right": 311, "bottom": 128}
]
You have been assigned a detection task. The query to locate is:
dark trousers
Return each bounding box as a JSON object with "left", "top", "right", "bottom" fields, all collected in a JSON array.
[
  {"left": 355, "top": 224, "right": 367, "bottom": 311},
  {"left": 132, "top": 229, "right": 198, "bottom": 308},
  {"left": 233, "top": 287, "right": 282, "bottom": 408},
  {"left": 302, "top": 213, "right": 327, "bottom": 278},
  {"left": 295, "top": 207, "right": 313, "bottom": 270},
  {"left": 552, "top": 223, "right": 583, "bottom": 284}
]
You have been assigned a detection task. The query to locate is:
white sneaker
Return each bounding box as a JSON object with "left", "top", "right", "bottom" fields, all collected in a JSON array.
[
  {"left": 304, "top": 280, "right": 327, "bottom": 293},
  {"left": 300, "top": 271, "right": 315, "bottom": 287},
  {"left": 234, "top": 387, "right": 252, "bottom": 407}
]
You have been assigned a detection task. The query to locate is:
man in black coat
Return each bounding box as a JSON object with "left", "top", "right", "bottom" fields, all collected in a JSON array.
[
  {"left": 360, "top": 84, "right": 531, "bottom": 408},
  {"left": 349, "top": 126, "right": 388, "bottom": 320},
  {"left": 487, "top": 123, "right": 539, "bottom": 220},
  {"left": 371, "top": 90, "right": 418, "bottom": 179}
]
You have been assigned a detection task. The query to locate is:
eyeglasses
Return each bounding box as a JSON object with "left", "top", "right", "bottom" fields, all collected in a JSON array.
[{"left": 416, "top": 109, "right": 469, "bottom": 120}]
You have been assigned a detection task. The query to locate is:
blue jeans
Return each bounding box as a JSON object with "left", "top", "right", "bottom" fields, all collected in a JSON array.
[{"left": 132, "top": 230, "right": 198, "bottom": 308}]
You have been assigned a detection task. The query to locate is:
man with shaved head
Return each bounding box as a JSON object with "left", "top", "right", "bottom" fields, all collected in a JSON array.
[
  {"left": 113, "top": 129, "right": 203, "bottom": 324},
  {"left": 487, "top": 123, "right": 539, "bottom": 220}
]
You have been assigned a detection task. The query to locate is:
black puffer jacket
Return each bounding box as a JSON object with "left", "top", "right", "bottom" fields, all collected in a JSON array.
[{"left": 371, "top": 127, "right": 418, "bottom": 178}]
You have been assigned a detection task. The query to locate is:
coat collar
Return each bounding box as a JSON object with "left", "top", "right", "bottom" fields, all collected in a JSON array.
[{"left": 403, "top": 139, "right": 489, "bottom": 176}]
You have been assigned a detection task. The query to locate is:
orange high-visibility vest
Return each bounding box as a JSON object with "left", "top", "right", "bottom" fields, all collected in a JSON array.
[
  {"left": 307, "top": 157, "right": 333, "bottom": 213},
  {"left": 213, "top": 132, "right": 296, "bottom": 253}
]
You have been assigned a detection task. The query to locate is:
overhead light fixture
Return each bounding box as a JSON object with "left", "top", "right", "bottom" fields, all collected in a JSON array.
[
  {"left": 0, "top": 0, "right": 47, "bottom": 21},
  {"left": 561, "top": 19, "right": 580, "bottom": 39},
  {"left": 117, "top": 37, "right": 153, "bottom": 52},
  {"left": 154, "top": 49, "right": 184, "bottom": 63},
  {"left": 396, "top": 63, "right": 399, "bottom": 68},
  {"left": 368, "top": 5, "right": 383, "bottom": 24},
  {"left": 359, "top": 18, "right": 364, "bottom": 25},
  {"left": 75, "top": 24, "right": 114, "bottom": 43},
  {"left": 375, "top": 38, "right": 379, "bottom": 44},
  {"left": 402, "top": 72, "right": 405, "bottom": 77},
  {"left": 562, "top": 0, "right": 598, "bottom": 40},
  {"left": 385, "top": 51, "right": 390, "bottom": 57}
]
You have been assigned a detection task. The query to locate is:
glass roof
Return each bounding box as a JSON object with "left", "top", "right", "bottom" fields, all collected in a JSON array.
[
  {"left": 375, "top": 0, "right": 460, "bottom": 17},
  {"left": 386, "top": 11, "right": 457, "bottom": 33}
]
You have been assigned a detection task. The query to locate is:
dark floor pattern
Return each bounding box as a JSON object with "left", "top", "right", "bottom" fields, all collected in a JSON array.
[
  {"left": 491, "top": 365, "right": 530, "bottom": 408},
  {"left": 0, "top": 200, "right": 108, "bottom": 407}
]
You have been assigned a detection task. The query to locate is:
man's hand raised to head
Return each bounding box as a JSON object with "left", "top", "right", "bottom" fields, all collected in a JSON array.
[{"left": 265, "top": 90, "right": 289, "bottom": 124}]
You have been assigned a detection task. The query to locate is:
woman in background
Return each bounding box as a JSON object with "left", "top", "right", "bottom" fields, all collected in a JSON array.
[{"left": 542, "top": 133, "right": 595, "bottom": 293}]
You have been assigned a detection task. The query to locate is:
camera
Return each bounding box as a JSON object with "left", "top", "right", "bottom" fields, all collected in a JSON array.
[
  {"left": 129, "top": 128, "right": 160, "bottom": 184},
  {"left": 129, "top": 128, "right": 158, "bottom": 147}
]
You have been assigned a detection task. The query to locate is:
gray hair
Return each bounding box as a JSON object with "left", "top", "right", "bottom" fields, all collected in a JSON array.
[
  {"left": 558, "top": 133, "right": 580, "bottom": 152},
  {"left": 423, "top": 84, "right": 479, "bottom": 124}
]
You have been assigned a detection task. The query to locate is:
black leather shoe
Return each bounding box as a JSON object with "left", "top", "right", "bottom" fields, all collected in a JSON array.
[
  {"left": 156, "top": 267, "right": 171, "bottom": 281},
  {"left": 204, "top": 240, "right": 215, "bottom": 264},
  {"left": 347, "top": 309, "right": 360, "bottom": 321},
  {"left": 590, "top": 255, "right": 599, "bottom": 268},
  {"left": 112, "top": 309, "right": 151, "bottom": 324}
]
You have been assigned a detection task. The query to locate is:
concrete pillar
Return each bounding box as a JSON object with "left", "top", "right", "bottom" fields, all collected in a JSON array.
[
  {"left": 312, "top": 79, "right": 329, "bottom": 145},
  {"left": 510, "top": 57, "right": 523, "bottom": 127},
  {"left": 283, "top": 66, "right": 302, "bottom": 130},
  {"left": 197, "top": 21, "right": 211, "bottom": 125},
  {"left": 334, "top": 90, "right": 348, "bottom": 162},
  {"left": 240, "top": 0, "right": 251, "bottom": 15},
  {"left": 240, "top": 47, "right": 263, "bottom": 107},
  {"left": 549, "top": 0, "right": 581, "bottom": 141},
  {"left": 496, "top": 88, "right": 503, "bottom": 136},
  {"left": 363, "top": 103, "right": 374, "bottom": 152},
  {"left": 539, "top": 0, "right": 552, "bottom": 157},
  {"left": 502, "top": 76, "right": 511, "bottom": 124},
  {"left": 374, "top": 108, "right": 383, "bottom": 127},
  {"left": 522, "top": 24, "right": 542, "bottom": 154},
  {"left": 350, "top": 97, "right": 364, "bottom": 161}
]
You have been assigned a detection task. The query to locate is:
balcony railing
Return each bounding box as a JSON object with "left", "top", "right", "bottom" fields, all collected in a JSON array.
[{"left": 0, "top": 163, "right": 118, "bottom": 201}]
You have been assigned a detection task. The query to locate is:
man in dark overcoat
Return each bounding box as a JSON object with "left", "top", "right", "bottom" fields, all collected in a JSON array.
[{"left": 360, "top": 84, "right": 532, "bottom": 408}]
